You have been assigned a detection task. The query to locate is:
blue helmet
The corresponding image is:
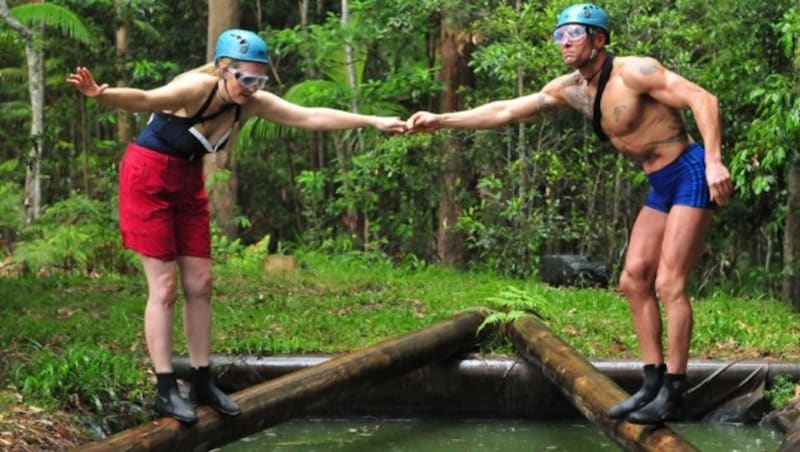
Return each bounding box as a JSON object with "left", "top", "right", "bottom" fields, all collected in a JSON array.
[
  {"left": 213, "top": 29, "right": 269, "bottom": 64},
  {"left": 556, "top": 4, "right": 610, "bottom": 41}
]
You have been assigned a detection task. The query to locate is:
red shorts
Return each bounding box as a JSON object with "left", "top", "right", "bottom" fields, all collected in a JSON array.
[{"left": 118, "top": 143, "right": 210, "bottom": 261}]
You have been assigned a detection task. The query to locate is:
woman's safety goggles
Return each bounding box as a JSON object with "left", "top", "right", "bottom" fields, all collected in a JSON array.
[
  {"left": 233, "top": 71, "right": 269, "bottom": 90},
  {"left": 553, "top": 24, "right": 588, "bottom": 45}
]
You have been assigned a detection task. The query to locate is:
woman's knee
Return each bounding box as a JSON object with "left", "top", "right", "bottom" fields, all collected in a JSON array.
[
  {"left": 147, "top": 275, "right": 178, "bottom": 306},
  {"left": 184, "top": 271, "right": 212, "bottom": 301}
]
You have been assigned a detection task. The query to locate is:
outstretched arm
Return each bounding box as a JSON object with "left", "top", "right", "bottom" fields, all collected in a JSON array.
[
  {"left": 621, "top": 57, "right": 733, "bottom": 205},
  {"left": 245, "top": 91, "right": 406, "bottom": 133},
  {"left": 67, "top": 66, "right": 197, "bottom": 113},
  {"left": 406, "top": 80, "right": 568, "bottom": 133}
]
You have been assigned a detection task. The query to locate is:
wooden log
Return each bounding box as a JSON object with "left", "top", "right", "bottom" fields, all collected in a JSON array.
[
  {"left": 508, "top": 314, "right": 699, "bottom": 452},
  {"left": 75, "top": 309, "right": 488, "bottom": 452}
]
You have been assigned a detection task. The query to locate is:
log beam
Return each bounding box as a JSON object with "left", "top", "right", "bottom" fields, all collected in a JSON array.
[
  {"left": 76, "top": 309, "right": 488, "bottom": 452},
  {"left": 508, "top": 314, "right": 699, "bottom": 452}
]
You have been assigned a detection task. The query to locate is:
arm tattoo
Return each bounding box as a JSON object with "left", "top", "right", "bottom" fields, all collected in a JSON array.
[
  {"left": 639, "top": 63, "right": 657, "bottom": 76},
  {"left": 536, "top": 94, "right": 558, "bottom": 116}
]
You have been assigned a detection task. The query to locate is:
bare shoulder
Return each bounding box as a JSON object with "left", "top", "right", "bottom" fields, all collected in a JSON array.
[
  {"left": 241, "top": 90, "right": 295, "bottom": 120},
  {"left": 542, "top": 71, "right": 582, "bottom": 99},
  {"left": 617, "top": 56, "right": 667, "bottom": 91},
  {"left": 161, "top": 71, "right": 216, "bottom": 100}
]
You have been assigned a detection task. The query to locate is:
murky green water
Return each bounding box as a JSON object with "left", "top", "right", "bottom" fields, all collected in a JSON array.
[{"left": 219, "top": 418, "right": 782, "bottom": 451}]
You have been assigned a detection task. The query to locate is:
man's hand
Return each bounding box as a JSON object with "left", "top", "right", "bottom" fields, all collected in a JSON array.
[
  {"left": 406, "top": 111, "right": 442, "bottom": 133},
  {"left": 706, "top": 162, "right": 733, "bottom": 206}
]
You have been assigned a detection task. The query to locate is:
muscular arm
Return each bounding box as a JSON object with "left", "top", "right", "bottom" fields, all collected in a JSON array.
[
  {"left": 407, "top": 76, "right": 570, "bottom": 132},
  {"left": 621, "top": 56, "right": 732, "bottom": 205},
  {"left": 621, "top": 57, "right": 721, "bottom": 164},
  {"left": 245, "top": 91, "right": 404, "bottom": 132}
]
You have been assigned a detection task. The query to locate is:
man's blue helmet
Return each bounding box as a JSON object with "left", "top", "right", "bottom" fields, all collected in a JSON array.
[
  {"left": 556, "top": 4, "right": 610, "bottom": 42},
  {"left": 213, "top": 29, "right": 269, "bottom": 64}
]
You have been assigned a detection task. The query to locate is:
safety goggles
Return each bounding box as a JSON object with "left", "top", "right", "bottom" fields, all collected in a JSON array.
[
  {"left": 233, "top": 71, "right": 269, "bottom": 90},
  {"left": 553, "top": 24, "right": 588, "bottom": 45}
]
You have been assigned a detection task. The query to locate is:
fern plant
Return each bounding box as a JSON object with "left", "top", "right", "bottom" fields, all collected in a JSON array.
[
  {"left": 12, "top": 194, "right": 136, "bottom": 274},
  {"left": 478, "top": 286, "right": 555, "bottom": 334}
]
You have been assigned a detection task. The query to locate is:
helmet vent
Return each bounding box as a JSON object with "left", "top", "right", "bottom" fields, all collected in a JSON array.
[{"left": 235, "top": 34, "right": 249, "bottom": 53}]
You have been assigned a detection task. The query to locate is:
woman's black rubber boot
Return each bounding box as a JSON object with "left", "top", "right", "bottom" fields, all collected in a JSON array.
[
  {"left": 154, "top": 372, "right": 198, "bottom": 424},
  {"left": 626, "top": 372, "right": 686, "bottom": 424},
  {"left": 190, "top": 366, "right": 242, "bottom": 417},
  {"left": 606, "top": 363, "right": 666, "bottom": 419}
]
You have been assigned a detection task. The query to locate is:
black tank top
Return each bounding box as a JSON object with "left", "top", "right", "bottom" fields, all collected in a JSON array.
[{"left": 136, "top": 83, "right": 241, "bottom": 160}]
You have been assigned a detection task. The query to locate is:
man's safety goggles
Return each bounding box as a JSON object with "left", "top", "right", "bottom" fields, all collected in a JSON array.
[
  {"left": 553, "top": 24, "right": 588, "bottom": 45},
  {"left": 233, "top": 71, "right": 269, "bottom": 90}
]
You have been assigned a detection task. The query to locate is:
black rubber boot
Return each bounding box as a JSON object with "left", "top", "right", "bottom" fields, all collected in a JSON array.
[
  {"left": 190, "top": 366, "right": 241, "bottom": 417},
  {"left": 626, "top": 373, "right": 686, "bottom": 424},
  {"left": 154, "top": 372, "right": 198, "bottom": 424},
  {"left": 606, "top": 363, "right": 665, "bottom": 419}
]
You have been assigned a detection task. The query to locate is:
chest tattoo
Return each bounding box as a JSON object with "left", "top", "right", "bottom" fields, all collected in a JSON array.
[
  {"left": 612, "top": 105, "right": 626, "bottom": 123},
  {"left": 565, "top": 88, "right": 593, "bottom": 118}
]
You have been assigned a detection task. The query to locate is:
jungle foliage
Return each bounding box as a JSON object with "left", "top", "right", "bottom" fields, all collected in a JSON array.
[{"left": 0, "top": 0, "right": 797, "bottom": 303}]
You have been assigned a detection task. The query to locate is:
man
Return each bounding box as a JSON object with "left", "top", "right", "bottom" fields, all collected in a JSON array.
[{"left": 406, "top": 3, "right": 733, "bottom": 424}]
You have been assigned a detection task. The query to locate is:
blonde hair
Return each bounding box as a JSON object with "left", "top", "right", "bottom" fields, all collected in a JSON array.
[{"left": 173, "top": 58, "right": 241, "bottom": 81}]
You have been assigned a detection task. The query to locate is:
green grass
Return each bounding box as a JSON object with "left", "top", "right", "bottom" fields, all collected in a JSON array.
[{"left": 1, "top": 250, "right": 799, "bottom": 427}]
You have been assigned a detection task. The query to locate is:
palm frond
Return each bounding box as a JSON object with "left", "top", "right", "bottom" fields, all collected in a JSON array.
[
  {"left": 131, "top": 18, "right": 161, "bottom": 41},
  {"left": 11, "top": 3, "right": 92, "bottom": 45},
  {"left": 0, "top": 66, "right": 26, "bottom": 82}
]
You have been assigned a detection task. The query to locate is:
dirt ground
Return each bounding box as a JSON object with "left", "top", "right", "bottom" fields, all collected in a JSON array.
[{"left": 0, "top": 390, "right": 89, "bottom": 451}]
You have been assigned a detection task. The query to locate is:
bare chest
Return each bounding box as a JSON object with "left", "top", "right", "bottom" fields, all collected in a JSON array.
[
  {"left": 597, "top": 79, "right": 652, "bottom": 137},
  {"left": 563, "top": 78, "right": 646, "bottom": 136}
]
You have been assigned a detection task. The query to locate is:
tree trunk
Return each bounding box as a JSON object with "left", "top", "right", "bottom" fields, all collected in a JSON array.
[
  {"left": 114, "top": 0, "right": 133, "bottom": 145},
  {"left": 515, "top": 0, "right": 527, "bottom": 214},
  {"left": 783, "top": 156, "right": 800, "bottom": 311},
  {"left": 204, "top": 0, "right": 240, "bottom": 238},
  {"left": 0, "top": 0, "right": 43, "bottom": 224},
  {"left": 339, "top": 0, "right": 365, "bottom": 244},
  {"left": 508, "top": 314, "right": 699, "bottom": 452},
  {"left": 436, "top": 24, "right": 473, "bottom": 266}
]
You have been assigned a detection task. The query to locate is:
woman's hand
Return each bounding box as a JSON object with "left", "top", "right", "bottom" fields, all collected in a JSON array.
[
  {"left": 373, "top": 116, "right": 407, "bottom": 134},
  {"left": 66, "top": 67, "right": 108, "bottom": 98}
]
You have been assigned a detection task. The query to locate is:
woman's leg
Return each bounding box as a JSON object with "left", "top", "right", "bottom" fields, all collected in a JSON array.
[
  {"left": 178, "top": 255, "right": 241, "bottom": 416},
  {"left": 141, "top": 255, "right": 198, "bottom": 423}
]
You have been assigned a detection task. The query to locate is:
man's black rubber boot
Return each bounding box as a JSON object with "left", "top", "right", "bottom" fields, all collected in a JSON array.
[
  {"left": 190, "top": 366, "right": 242, "bottom": 417},
  {"left": 626, "top": 373, "right": 686, "bottom": 424},
  {"left": 154, "top": 372, "right": 198, "bottom": 424},
  {"left": 606, "top": 363, "right": 665, "bottom": 419}
]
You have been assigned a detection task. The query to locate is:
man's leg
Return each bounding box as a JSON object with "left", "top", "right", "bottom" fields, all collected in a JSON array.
[
  {"left": 142, "top": 256, "right": 198, "bottom": 423},
  {"left": 620, "top": 207, "right": 667, "bottom": 364},
  {"left": 656, "top": 205, "right": 712, "bottom": 373},
  {"left": 178, "top": 255, "right": 241, "bottom": 417},
  {"left": 627, "top": 205, "right": 712, "bottom": 424},
  {"left": 607, "top": 207, "right": 667, "bottom": 419}
]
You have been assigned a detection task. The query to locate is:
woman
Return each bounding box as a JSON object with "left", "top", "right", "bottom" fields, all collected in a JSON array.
[{"left": 67, "top": 29, "right": 406, "bottom": 424}]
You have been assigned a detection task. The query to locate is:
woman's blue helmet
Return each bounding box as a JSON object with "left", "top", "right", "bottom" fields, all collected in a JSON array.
[
  {"left": 213, "top": 29, "right": 269, "bottom": 64},
  {"left": 556, "top": 4, "right": 610, "bottom": 42}
]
